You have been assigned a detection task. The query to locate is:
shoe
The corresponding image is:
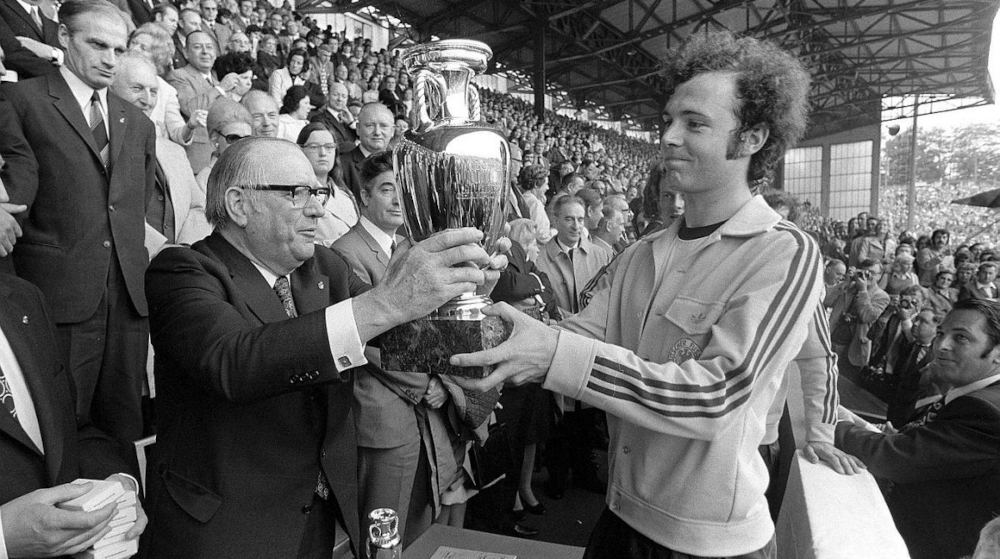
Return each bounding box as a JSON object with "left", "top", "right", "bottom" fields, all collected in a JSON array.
[
  {"left": 504, "top": 523, "right": 540, "bottom": 538},
  {"left": 511, "top": 509, "right": 527, "bottom": 522},
  {"left": 522, "top": 501, "right": 546, "bottom": 516}
]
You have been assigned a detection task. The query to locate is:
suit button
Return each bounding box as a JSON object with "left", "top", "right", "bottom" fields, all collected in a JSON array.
[
  {"left": 157, "top": 195, "right": 165, "bottom": 201},
  {"left": 103, "top": 240, "right": 111, "bottom": 248},
  {"left": 320, "top": 450, "right": 327, "bottom": 458},
  {"left": 108, "top": 204, "right": 115, "bottom": 212},
  {"left": 623, "top": 446, "right": 630, "bottom": 454},
  {"left": 302, "top": 505, "right": 313, "bottom": 514}
]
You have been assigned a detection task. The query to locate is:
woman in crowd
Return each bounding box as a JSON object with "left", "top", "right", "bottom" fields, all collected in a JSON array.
[
  {"left": 295, "top": 123, "right": 358, "bottom": 246},
  {"left": 519, "top": 164, "right": 552, "bottom": 244},
  {"left": 195, "top": 98, "right": 253, "bottom": 194},
  {"left": 277, "top": 85, "right": 312, "bottom": 143},
  {"left": 881, "top": 252, "right": 919, "bottom": 296},
  {"left": 269, "top": 48, "right": 313, "bottom": 104},
  {"left": 212, "top": 51, "right": 254, "bottom": 102}
]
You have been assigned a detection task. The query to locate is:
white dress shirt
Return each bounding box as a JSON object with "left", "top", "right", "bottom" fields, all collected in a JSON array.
[
  {"left": 358, "top": 215, "right": 394, "bottom": 257},
  {"left": 60, "top": 66, "right": 108, "bottom": 137}
]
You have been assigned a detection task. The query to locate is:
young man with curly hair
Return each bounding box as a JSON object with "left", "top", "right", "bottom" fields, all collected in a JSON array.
[{"left": 454, "top": 31, "right": 847, "bottom": 558}]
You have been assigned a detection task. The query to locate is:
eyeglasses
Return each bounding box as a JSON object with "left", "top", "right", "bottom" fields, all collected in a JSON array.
[
  {"left": 302, "top": 143, "right": 337, "bottom": 152},
  {"left": 224, "top": 133, "right": 250, "bottom": 144},
  {"left": 245, "top": 184, "right": 331, "bottom": 207}
]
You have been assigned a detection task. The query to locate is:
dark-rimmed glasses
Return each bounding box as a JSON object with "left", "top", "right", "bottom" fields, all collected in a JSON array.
[
  {"left": 244, "top": 184, "right": 331, "bottom": 208},
  {"left": 224, "top": 133, "right": 251, "bottom": 144}
]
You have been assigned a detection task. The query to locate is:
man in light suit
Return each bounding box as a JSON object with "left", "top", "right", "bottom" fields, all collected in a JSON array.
[
  {"left": 0, "top": 273, "right": 147, "bottom": 558},
  {"left": 110, "top": 52, "right": 212, "bottom": 256},
  {"left": 0, "top": 0, "right": 62, "bottom": 79},
  {"left": 2, "top": 0, "right": 157, "bottom": 446},
  {"left": 139, "top": 138, "right": 503, "bottom": 559},
  {"left": 167, "top": 29, "right": 219, "bottom": 174},
  {"left": 332, "top": 152, "right": 434, "bottom": 546},
  {"left": 338, "top": 102, "right": 391, "bottom": 199}
]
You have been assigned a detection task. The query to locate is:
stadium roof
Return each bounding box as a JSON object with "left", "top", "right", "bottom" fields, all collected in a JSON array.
[{"left": 302, "top": 0, "right": 999, "bottom": 137}]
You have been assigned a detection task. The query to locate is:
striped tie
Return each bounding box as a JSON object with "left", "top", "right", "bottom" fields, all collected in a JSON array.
[{"left": 89, "top": 92, "right": 109, "bottom": 169}]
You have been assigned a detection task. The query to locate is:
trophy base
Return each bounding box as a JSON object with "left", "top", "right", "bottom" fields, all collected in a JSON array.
[{"left": 380, "top": 295, "right": 510, "bottom": 378}]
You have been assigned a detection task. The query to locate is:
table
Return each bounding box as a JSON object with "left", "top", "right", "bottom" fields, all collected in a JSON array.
[{"left": 404, "top": 525, "right": 585, "bottom": 559}]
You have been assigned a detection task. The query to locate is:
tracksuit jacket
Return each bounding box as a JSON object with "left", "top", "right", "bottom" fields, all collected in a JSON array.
[{"left": 543, "top": 195, "right": 827, "bottom": 556}]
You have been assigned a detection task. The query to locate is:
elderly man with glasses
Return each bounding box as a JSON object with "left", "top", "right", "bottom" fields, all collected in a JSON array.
[{"left": 140, "top": 137, "right": 506, "bottom": 559}]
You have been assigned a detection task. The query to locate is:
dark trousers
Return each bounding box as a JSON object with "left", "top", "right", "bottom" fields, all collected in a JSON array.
[
  {"left": 545, "top": 407, "right": 602, "bottom": 492},
  {"left": 297, "top": 494, "right": 342, "bottom": 559},
  {"left": 56, "top": 255, "right": 147, "bottom": 445},
  {"left": 583, "top": 508, "right": 776, "bottom": 559}
]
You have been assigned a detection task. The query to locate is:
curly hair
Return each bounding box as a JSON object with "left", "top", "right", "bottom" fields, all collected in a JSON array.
[
  {"left": 213, "top": 51, "right": 254, "bottom": 78},
  {"left": 641, "top": 161, "right": 663, "bottom": 220},
  {"left": 280, "top": 85, "right": 309, "bottom": 115},
  {"left": 661, "top": 31, "right": 811, "bottom": 182},
  {"left": 518, "top": 164, "right": 548, "bottom": 192}
]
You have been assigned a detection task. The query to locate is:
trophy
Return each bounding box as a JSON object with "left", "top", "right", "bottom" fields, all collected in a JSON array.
[{"left": 380, "top": 39, "right": 512, "bottom": 378}]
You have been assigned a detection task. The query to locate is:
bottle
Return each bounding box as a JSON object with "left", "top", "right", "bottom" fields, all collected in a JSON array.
[{"left": 366, "top": 508, "right": 402, "bottom": 559}]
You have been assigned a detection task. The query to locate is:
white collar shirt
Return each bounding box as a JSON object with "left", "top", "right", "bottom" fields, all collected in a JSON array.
[
  {"left": 359, "top": 215, "right": 394, "bottom": 257},
  {"left": 60, "top": 66, "right": 109, "bottom": 137}
]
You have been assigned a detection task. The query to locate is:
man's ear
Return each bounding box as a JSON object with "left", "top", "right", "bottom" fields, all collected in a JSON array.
[
  {"left": 58, "top": 23, "right": 71, "bottom": 50},
  {"left": 739, "top": 125, "right": 769, "bottom": 157},
  {"left": 225, "top": 187, "right": 250, "bottom": 227}
]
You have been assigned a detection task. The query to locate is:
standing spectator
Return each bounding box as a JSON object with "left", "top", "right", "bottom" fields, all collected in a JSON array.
[
  {"left": 826, "top": 259, "right": 891, "bottom": 371},
  {"left": 0, "top": 0, "right": 62, "bottom": 79},
  {"left": 927, "top": 269, "right": 959, "bottom": 315},
  {"left": 836, "top": 298, "right": 1000, "bottom": 559},
  {"left": 592, "top": 206, "right": 625, "bottom": 255},
  {"left": 167, "top": 29, "right": 221, "bottom": 173},
  {"left": 916, "top": 228, "right": 952, "bottom": 287},
  {"left": 824, "top": 258, "right": 847, "bottom": 288},
  {"left": 849, "top": 217, "right": 885, "bottom": 268},
  {"left": 960, "top": 261, "right": 999, "bottom": 301},
  {"left": 2, "top": 0, "right": 156, "bottom": 444},
  {"left": 518, "top": 164, "right": 552, "bottom": 245},
  {"left": 881, "top": 252, "right": 918, "bottom": 296}
]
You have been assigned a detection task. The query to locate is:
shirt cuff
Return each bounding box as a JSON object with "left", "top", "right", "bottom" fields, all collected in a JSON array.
[
  {"left": 52, "top": 48, "right": 64, "bottom": 66},
  {"left": 542, "top": 329, "right": 595, "bottom": 399},
  {"left": 325, "top": 299, "right": 368, "bottom": 372},
  {"left": 0, "top": 506, "right": 8, "bottom": 559}
]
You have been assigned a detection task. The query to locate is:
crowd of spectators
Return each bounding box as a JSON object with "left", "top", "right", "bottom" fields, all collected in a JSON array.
[{"left": 1, "top": 2, "right": 999, "bottom": 558}]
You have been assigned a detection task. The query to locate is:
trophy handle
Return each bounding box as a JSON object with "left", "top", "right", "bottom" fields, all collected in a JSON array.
[
  {"left": 468, "top": 84, "right": 481, "bottom": 122},
  {"left": 413, "top": 70, "right": 446, "bottom": 133}
]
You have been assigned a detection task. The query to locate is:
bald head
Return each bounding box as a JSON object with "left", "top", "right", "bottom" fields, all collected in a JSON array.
[{"left": 357, "top": 103, "right": 393, "bottom": 152}]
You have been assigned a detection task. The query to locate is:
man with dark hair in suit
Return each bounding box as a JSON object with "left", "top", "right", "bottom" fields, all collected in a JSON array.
[
  {"left": 0, "top": 273, "right": 147, "bottom": 558},
  {"left": 140, "top": 138, "right": 504, "bottom": 559},
  {"left": 0, "top": 0, "right": 62, "bottom": 79},
  {"left": 1, "top": 0, "right": 156, "bottom": 446},
  {"left": 837, "top": 298, "right": 1000, "bottom": 559}
]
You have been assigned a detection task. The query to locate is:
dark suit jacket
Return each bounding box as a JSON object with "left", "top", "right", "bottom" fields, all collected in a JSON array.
[
  {"left": 0, "top": 0, "right": 60, "bottom": 79},
  {"left": 836, "top": 380, "right": 1000, "bottom": 559},
  {"left": 3, "top": 72, "right": 156, "bottom": 322},
  {"left": 125, "top": 0, "right": 153, "bottom": 26},
  {"left": 311, "top": 108, "right": 358, "bottom": 155},
  {"left": 885, "top": 339, "right": 935, "bottom": 427},
  {"left": 331, "top": 223, "right": 426, "bottom": 448},
  {"left": 171, "top": 33, "right": 187, "bottom": 71},
  {"left": 140, "top": 232, "right": 366, "bottom": 558},
  {"left": 0, "top": 92, "right": 35, "bottom": 274},
  {"left": 0, "top": 274, "right": 132, "bottom": 515},
  {"left": 337, "top": 145, "right": 366, "bottom": 200}
]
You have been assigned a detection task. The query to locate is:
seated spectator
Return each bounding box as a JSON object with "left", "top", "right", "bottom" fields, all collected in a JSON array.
[
  {"left": 277, "top": 84, "right": 312, "bottom": 142},
  {"left": 916, "top": 229, "right": 952, "bottom": 287},
  {"left": 927, "top": 269, "right": 959, "bottom": 314},
  {"left": 269, "top": 47, "right": 312, "bottom": 105},
  {"left": 593, "top": 206, "right": 625, "bottom": 255},
  {"left": 836, "top": 298, "right": 1000, "bottom": 559},
  {"left": 195, "top": 97, "right": 253, "bottom": 194},
  {"left": 960, "top": 261, "right": 999, "bottom": 301},
  {"left": 241, "top": 89, "right": 279, "bottom": 137},
  {"left": 226, "top": 30, "right": 251, "bottom": 54},
  {"left": 212, "top": 50, "right": 254, "bottom": 102},
  {"left": 972, "top": 516, "right": 1000, "bottom": 559},
  {"left": 296, "top": 122, "right": 358, "bottom": 246},
  {"left": 253, "top": 33, "right": 281, "bottom": 87}
]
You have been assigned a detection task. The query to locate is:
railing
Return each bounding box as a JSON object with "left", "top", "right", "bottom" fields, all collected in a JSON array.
[{"left": 775, "top": 364, "right": 911, "bottom": 559}]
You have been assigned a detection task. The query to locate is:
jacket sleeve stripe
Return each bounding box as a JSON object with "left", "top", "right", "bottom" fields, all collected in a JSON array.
[
  {"left": 584, "top": 224, "right": 822, "bottom": 416},
  {"left": 810, "top": 302, "right": 840, "bottom": 424}
]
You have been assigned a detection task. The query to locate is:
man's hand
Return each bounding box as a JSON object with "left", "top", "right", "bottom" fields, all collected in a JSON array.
[
  {"left": 1, "top": 484, "right": 117, "bottom": 558},
  {"left": 802, "top": 441, "right": 866, "bottom": 475},
  {"left": 16, "top": 37, "right": 54, "bottom": 60},
  {"left": 355, "top": 228, "right": 493, "bottom": 342},
  {"left": 423, "top": 376, "right": 448, "bottom": 409},
  {"left": 477, "top": 236, "right": 511, "bottom": 298},
  {"left": 105, "top": 474, "right": 147, "bottom": 541},
  {"left": 219, "top": 73, "right": 243, "bottom": 95},
  {"left": 449, "top": 302, "right": 558, "bottom": 392},
  {"left": 0, "top": 203, "right": 26, "bottom": 257},
  {"left": 186, "top": 108, "right": 208, "bottom": 130}
]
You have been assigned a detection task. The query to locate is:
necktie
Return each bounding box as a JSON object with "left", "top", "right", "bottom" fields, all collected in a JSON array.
[
  {"left": 902, "top": 393, "right": 944, "bottom": 432},
  {"left": 30, "top": 6, "right": 42, "bottom": 31},
  {"left": 272, "top": 276, "right": 297, "bottom": 318},
  {"left": 89, "top": 92, "right": 109, "bottom": 169},
  {"left": 0, "top": 362, "right": 17, "bottom": 419},
  {"left": 389, "top": 240, "right": 396, "bottom": 256},
  {"left": 272, "top": 276, "right": 329, "bottom": 499}
]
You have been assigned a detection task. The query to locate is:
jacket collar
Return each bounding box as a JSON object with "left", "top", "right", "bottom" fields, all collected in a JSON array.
[{"left": 641, "top": 195, "right": 782, "bottom": 245}]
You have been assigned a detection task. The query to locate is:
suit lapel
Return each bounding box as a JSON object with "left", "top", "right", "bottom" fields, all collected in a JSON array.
[
  {"left": 49, "top": 73, "right": 105, "bottom": 168},
  {"left": 355, "top": 225, "right": 389, "bottom": 268},
  {"left": 107, "top": 94, "right": 127, "bottom": 172},
  {"left": 4, "top": 0, "right": 41, "bottom": 40},
  {"left": 290, "top": 259, "right": 330, "bottom": 315},
  {"left": 0, "top": 287, "right": 58, "bottom": 465},
  {"left": 207, "top": 233, "right": 290, "bottom": 325}
]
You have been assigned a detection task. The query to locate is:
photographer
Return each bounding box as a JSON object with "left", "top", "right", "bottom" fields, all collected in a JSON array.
[{"left": 826, "top": 258, "right": 891, "bottom": 373}]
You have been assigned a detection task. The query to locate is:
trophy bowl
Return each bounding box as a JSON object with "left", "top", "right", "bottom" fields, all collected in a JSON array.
[{"left": 380, "top": 39, "right": 513, "bottom": 378}]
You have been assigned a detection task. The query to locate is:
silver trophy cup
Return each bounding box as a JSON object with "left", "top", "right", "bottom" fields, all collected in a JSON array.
[{"left": 380, "top": 39, "right": 512, "bottom": 378}]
